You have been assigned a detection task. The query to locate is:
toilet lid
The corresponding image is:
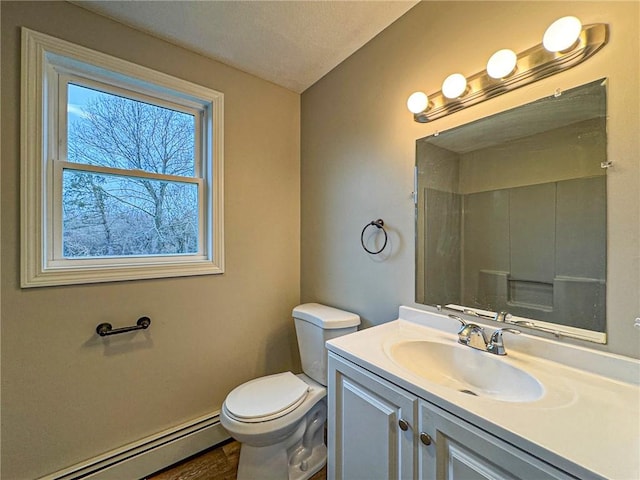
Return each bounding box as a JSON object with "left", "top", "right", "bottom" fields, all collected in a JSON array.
[{"left": 225, "top": 372, "right": 309, "bottom": 423}]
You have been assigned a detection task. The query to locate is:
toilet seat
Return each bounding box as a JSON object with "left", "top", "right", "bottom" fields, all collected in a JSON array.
[{"left": 225, "top": 372, "right": 309, "bottom": 423}]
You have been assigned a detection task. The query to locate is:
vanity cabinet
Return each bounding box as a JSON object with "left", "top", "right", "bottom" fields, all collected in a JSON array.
[
  {"left": 418, "top": 400, "right": 574, "bottom": 480},
  {"left": 327, "top": 351, "right": 417, "bottom": 479},
  {"left": 328, "top": 352, "right": 574, "bottom": 480}
]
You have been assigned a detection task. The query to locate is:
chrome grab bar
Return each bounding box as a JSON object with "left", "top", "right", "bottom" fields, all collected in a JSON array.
[{"left": 96, "top": 317, "right": 151, "bottom": 337}]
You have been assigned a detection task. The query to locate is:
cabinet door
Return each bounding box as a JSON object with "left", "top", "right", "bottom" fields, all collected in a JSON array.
[
  {"left": 328, "top": 353, "right": 418, "bottom": 480},
  {"left": 418, "top": 400, "right": 574, "bottom": 480}
]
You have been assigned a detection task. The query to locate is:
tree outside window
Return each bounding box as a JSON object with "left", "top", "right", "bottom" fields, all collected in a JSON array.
[{"left": 64, "top": 84, "right": 199, "bottom": 258}]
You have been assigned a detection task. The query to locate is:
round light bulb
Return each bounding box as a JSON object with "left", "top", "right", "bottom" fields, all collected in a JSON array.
[
  {"left": 406, "top": 91, "right": 429, "bottom": 114},
  {"left": 543, "top": 16, "right": 582, "bottom": 52},
  {"left": 442, "top": 73, "right": 467, "bottom": 99},
  {"left": 486, "top": 49, "right": 517, "bottom": 79}
]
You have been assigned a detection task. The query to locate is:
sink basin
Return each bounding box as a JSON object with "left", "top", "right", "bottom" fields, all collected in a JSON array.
[{"left": 385, "top": 340, "right": 544, "bottom": 402}]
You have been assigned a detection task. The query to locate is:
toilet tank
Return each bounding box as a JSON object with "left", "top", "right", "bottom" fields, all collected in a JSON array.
[{"left": 293, "top": 303, "right": 360, "bottom": 386}]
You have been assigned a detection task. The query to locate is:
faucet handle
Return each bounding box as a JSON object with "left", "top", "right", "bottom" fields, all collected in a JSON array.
[
  {"left": 448, "top": 314, "right": 467, "bottom": 329},
  {"left": 487, "top": 328, "right": 520, "bottom": 355}
]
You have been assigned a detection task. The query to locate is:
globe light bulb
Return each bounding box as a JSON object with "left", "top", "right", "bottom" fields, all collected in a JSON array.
[
  {"left": 543, "top": 16, "right": 582, "bottom": 52},
  {"left": 442, "top": 73, "right": 467, "bottom": 99},
  {"left": 406, "top": 91, "right": 429, "bottom": 114},
  {"left": 486, "top": 49, "right": 517, "bottom": 79}
]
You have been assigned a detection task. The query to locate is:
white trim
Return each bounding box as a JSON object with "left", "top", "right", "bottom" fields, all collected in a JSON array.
[
  {"left": 26, "top": 28, "right": 219, "bottom": 105},
  {"left": 56, "top": 162, "right": 204, "bottom": 184},
  {"left": 64, "top": 74, "right": 204, "bottom": 122},
  {"left": 38, "top": 412, "right": 229, "bottom": 480},
  {"left": 21, "top": 28, "right": 225, "bottom": 287}
]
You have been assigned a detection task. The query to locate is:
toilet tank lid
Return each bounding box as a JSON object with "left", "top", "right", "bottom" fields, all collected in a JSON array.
[{"left": 293, "top": 303, "right": 360, "bottom": 329}]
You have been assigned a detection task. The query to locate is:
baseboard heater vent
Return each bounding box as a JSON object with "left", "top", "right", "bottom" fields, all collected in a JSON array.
[{"left": 39, "top": 411, "right": 229, "bottom": 480}]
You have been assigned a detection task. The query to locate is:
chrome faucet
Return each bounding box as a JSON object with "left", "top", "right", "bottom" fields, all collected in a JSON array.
[
  {"left": 448, "top": 314, "right": 520, "bottom": 355},
  {"left": 493, "top": 311, "right": 511, "bottom": 322},
  {"left": 487, "top": 328, "right": 521, "bottom": 355},
  {"left": 448, "top": 314, "right": 488, "bottom": 350},
  {"left": 459, "top": 323, "right": 490, "bottom": 350}
]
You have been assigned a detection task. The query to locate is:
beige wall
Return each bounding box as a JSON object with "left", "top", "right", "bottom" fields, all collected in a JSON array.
[
  {"left": 1, "top": 2, "right": 300, "bottom": 478},
  {"left": 301, "top": 1, "right": 639, "bottom": 357},
  {"left": 2, "top": 1, "right": 639, "bottom": 477}
]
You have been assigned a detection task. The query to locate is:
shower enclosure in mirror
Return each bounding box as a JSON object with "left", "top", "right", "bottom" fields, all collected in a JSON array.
[{"left": 415, "top": 79, "right": 607, "bottom": 343}]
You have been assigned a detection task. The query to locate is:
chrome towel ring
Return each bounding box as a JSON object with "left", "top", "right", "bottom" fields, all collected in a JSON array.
[{"left": 361, "top": 219, "right": 388, "bottom": 255}]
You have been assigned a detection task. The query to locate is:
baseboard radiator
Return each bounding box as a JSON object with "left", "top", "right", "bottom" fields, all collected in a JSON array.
[{"left": 39, "top": 411, "right": 229, "bottom": 480}]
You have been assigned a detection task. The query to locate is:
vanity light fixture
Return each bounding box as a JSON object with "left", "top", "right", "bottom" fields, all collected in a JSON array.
[
  {"left": 442, "top": 73, "right": 468, "bottom": 99},
  {"left": 408, "top": 16, "right": 608, "bottom": 123},
  {"left": 406, "top": 91, "right": 429, "bottom": 114},
  {"left": 543, "top": 16, "right": 583, "bottom": 52},
  {"left": 486, "top": 49, "right": 517, "bottom": 79}
]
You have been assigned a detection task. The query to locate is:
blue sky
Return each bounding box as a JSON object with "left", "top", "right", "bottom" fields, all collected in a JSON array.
[{"left": 67, "top": 83, "right": 103, "bottom": 122}]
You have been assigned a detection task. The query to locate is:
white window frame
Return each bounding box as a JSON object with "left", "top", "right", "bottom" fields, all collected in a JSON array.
[{"left": 21, "top": 28, "right": 224, "bottom": 287}]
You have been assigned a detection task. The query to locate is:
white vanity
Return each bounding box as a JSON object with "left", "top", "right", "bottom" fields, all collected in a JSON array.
[{"left": 326, "top": 306, "right": 639, "bottom": 480}]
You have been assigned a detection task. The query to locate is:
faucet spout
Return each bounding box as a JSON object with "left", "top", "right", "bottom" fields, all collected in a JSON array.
[
  {"left": 457, "top": 323, "right": 488, "bottom": 350},
  {"left": 448, "top": 314, "right": 488, "bottom": 350}
]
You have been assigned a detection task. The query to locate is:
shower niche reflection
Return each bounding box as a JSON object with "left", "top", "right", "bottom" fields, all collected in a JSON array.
[{"left": 415, "top": 79, "right": 607, "bottom": 343}]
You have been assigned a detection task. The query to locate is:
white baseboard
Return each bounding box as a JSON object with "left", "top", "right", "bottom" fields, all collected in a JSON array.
[{"left": 39, "top": 411, "right": 230, "bottom": 480}]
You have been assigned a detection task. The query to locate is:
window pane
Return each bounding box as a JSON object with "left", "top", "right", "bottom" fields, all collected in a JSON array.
[
  {"left": 62, "top": 169, "right": 199, "bottom": 257},
  {"left": 67, "top": 83, "right": 196, "bottom": 177}
]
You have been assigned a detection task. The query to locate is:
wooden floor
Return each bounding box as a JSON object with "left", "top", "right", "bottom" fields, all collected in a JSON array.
[{"left": 146, "top": 440, "right": 327, "bottom": 480}]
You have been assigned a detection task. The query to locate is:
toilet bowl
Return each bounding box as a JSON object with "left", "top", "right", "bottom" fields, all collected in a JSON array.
[
  {"left": 220, "top": 303, "right": 360, "bottom": 480},
  {"left": 221, "top": 373, "right": 326, "bottom": 480}
]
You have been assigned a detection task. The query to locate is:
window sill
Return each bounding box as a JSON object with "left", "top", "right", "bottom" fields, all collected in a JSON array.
[{"left": 21, "top": 259, "right": 224, "bottom": 288}]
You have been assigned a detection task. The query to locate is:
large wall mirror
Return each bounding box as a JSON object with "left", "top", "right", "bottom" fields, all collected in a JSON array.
[{"left": 415, "top": 79, "right": 607, "bottom": 343}]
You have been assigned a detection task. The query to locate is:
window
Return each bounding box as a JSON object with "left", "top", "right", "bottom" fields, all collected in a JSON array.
[{"left": 21, "top": 28, "right": 224, "bottom": 287}]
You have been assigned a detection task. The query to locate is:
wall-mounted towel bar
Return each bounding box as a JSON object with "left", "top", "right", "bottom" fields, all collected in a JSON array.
[{"left": 96, "top": 317, "right": 151, "bottom": 337}]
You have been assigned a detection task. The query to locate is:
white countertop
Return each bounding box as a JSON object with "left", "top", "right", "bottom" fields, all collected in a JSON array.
[{"left": 326, "top": 306, "right": 640, "bottom": 480}]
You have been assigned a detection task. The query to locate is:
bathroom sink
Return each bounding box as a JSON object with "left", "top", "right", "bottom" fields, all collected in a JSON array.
[{"left": 385, "top": 340, "right": 544, "bottom": 402}]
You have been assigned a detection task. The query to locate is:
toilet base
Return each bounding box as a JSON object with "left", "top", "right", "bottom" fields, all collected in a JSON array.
[
  {"left": 237, "top": 442, "right": 326, "bottom": 480},
  {"left": 288, "top": 443, "right": 326, "bottom": 480},
  {"left": 236, "top": 400, "right": 327, "bottom": 480}
]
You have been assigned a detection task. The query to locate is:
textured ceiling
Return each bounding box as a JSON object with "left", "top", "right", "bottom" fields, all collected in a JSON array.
[{"left": 74, "top": 0, "right": 419, "bottom": 93}]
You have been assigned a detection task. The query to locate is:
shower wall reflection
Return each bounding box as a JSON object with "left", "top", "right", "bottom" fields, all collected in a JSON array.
[{"left": 416, "top": 80, "right": 607, "bottom": 336}]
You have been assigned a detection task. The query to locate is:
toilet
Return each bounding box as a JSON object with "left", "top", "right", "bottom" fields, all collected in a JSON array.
[{"left": 220, "top": 303, "right": 360, "bottom": 480}]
